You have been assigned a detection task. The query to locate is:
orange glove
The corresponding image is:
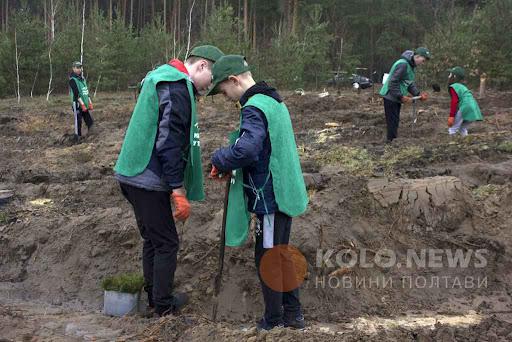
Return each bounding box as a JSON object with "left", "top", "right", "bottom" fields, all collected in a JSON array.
[
  {"left": 448, "top": 117, "right": 455, "bottom": 127},
  {"left": 80, "top": 102, "right": 88, "bottom": 112},
  {"left": 209, "top": 165, "right": 231, "bottom": 181},
  {"left": 401, "top": 96, "right": 413, "bottom": 103},
  {"left": 171, "top": 191, "right": 190, "bottom": 222},
  {"left": 88, "top": 102, "right": 94, "bottom": 111},
  {"left": 420, "top": 92, "right": 429, "bottom": 101}
]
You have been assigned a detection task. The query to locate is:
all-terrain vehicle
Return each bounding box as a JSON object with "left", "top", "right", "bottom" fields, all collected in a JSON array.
[{"left": 326, "top": 68, "right": 375, "bottom": 90}]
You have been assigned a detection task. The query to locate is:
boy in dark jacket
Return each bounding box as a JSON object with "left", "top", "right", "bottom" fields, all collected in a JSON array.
[
  {"left": 380, "top": 47, "right": 431, "bottom": 142},
  {"left": 114, "top": 45, "right": 224, "bottom": 316},
  {"left": 208, "top": 55, "right": 309, "bottom": 330},
  {"left": 69, "top": 61, "right": 94, "bottom": 142}
]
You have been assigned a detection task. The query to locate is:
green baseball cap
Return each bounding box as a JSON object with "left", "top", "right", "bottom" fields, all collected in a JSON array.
[
  {"left": 415, "top": 47, "right": 432, "bottom": 60},
  {"left": 206, "top": 55, "right": 251, "bottom": 96},
  {"left": 72, "top": 61, "right": 83, "bottom": 68},
  {"left": 448, "top": 66, "right": 465, "bottom": 80},
  {"left": 188, "top": 45, "right": 224, "bottom": 62}
]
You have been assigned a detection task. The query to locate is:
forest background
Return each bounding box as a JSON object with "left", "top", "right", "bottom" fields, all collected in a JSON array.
[{"left": 0, "top": 0, "right": 510, "bottom": 99}]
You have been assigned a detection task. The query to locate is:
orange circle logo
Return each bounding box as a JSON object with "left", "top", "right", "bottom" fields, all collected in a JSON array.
[{"left": 259, "top": 245, "right": 307, "bottom": 292}]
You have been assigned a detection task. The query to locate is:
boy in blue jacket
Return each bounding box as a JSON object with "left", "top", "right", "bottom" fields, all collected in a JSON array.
[{"left": 208, "top": 55, "right": 309, "bottom": 330}]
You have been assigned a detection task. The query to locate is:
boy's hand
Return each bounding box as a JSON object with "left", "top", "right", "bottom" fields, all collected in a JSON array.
[
  {"left": 80, "top": 103, "right": 88, "bottom": 112},
  {"left": 209, "top": 165, "right": 231, "bottom": 181},
  {"left": 88, "top": 102, "right": 94, "bottom": 111},
  {"left": 171, "top": 189, "right": 190, "bottom": 222},
  {"left": 447, "top": 117, "right": 455, "bottom": 127},
  {"left": 401, "top": 96, "right": 413, "bottom": 103},
  {"left": 420, "top": 92, "right": 429, "bottom": 101}
]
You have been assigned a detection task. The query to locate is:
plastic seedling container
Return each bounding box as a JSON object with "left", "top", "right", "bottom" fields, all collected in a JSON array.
[
  {"left": 101, "top": 273, "right": 144, "bottom": 317},
  {"left": 103, "top": 290, "right": 140, "bottom": 317}
]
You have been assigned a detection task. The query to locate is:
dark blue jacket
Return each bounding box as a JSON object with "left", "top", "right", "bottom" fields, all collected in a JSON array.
[
  {"left": 116, "top": 78, "right": 194, "bottom": 191},
  {"left": 212, "top": 82, "right": 280, "bottom": 215}
]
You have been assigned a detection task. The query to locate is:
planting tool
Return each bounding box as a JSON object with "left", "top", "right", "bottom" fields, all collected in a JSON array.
[{"left": 411, "top": 96, "right": 422, "bottom": 128}]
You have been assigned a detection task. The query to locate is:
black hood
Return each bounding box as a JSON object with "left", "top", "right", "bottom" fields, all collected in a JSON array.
[
  {"left": 240, "top": 81, "right": 282, "bottom": 106},
  {"left": 69, "top": 72, "right": 83, "bottom": 80}
]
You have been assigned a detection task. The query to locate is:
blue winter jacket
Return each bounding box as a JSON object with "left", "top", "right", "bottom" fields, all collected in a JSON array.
[{"left": 212, "top": 81, "right": 280, "bottom": 215}]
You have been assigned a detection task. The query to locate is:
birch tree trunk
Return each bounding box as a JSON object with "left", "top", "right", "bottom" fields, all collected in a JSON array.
[
  {"left": 14, "top": 28, "right": 20, "bottom": 103},
  {"left": 243, "top": 0, "right": 248, "bottom": 40},
  {"left": 47, "top": 0, "right": 58, "bottom": 101},
  {"left": 129, "top": 0, "right": 133, "bottom": 28},
  {"left": 185, "top": 0, "right": 195, "bottom": 58},
  {"left": 46, "top": 45, "right": 53, "bottom": 101},
  {"left": 50, "top": 0, "right": 56, "bottom": 42},
  {"left": 252, "top": 4, "right": 256, "bottom": 50},
  {"left": 5, "top": 0, "right": 8, "bottom": 32},
  {"left": 177, "top": 0, "right": 181, "bottom": 45},
  {"left": 109, "top": 0, "right": 112, "bottom": 30},
  {"left": 80, "top": 0, "right": 85, "bottom": 63},
  {"left": 163, "top": 0, "right": 166, "bottom": 31},
  {"left": 43, "top": 0, "right": 47, "bottom": 31},
  {"left": 30, "top": 69, "right": 38, "bottom": 98},
  {"left": 291, "top": 0, "right": 299, "bottom": 36}
]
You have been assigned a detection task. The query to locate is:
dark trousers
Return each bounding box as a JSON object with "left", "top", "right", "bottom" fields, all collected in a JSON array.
[
  {"left": 72, "top": 102, "right": 93, "bottom": 137},
  {"left": 119, "top": 182, "right": 179, "bottom": 312},
  {"left": 383, "top": 98, "right": 401, "bottom": 142},
  {"left": 255, "top": 211, "right": 302, "bottom": 325}
]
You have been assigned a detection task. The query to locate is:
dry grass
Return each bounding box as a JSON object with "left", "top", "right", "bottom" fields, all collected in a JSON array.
[{"left": 318, "top": 146, "right": 375, "bottom": 176}]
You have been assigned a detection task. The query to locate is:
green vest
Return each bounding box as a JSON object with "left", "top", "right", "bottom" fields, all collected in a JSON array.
[
  {"left": 244, "top": 94, "right": 309, "bottom": 217},
  {"left": 449, "top": 83, "right": 483, "bottom": 122},
  {"left": 223, "top": 94, "right": 309, "bottom": 247},
  {"left": 69, "top": 75, "right": 90, "bottom": 106},
  {"left": 224, "top": 129, "right": 251, "bottom": 247},
  {"left": 380, "top": 59, "right": 415, "bottom": 97},
  {"left": 114, "top": 64, "right": 205, "bottom": 201}
]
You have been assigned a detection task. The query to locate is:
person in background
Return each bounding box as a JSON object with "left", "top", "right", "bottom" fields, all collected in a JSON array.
[
  {"left": 69, "top": 61, "right": 94, "bottom": 142},
  {"left": 379, "top": 47, "right": 431, "bottom": 142},
  {"left": 446, "top": 66, "right": 483, "bottom": 136}
]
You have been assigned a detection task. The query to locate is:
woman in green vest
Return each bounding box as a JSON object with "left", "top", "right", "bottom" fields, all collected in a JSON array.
[
  {"left": 447, "top": 66, "right": 483, "bottom": 136},
  {"left": 69, "top": 61, "right": 94, "bottom": 142},
  {"left": 379, "top": 47, "right": 431, "bottom": 142},
  {"left": 208, "top": 55, "right": 309, "bottom": 331},
  {"left": 114, "top": 45, "right": 224, "bottom": 317}
]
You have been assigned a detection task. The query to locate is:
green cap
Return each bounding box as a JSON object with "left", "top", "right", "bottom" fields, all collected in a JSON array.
[
  {"left": 188, "top": 45, "right": 224, "bottom": 62},
  {"left": 415, "top": 47, "right": 432, "bottom": 60},
  {"left": 206, "top": 55, "right": 251, "bottom": 96},
  {"left": 448, "top": 66, "right": 465, "bottom": 80},
  {"left": 72, "top": 61, "right": 83, "bottom": 68}
]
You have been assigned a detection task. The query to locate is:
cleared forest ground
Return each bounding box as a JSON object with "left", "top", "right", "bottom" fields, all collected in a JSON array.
[{"left": 1, "top": 88, "right": 511, "bottom": 341}]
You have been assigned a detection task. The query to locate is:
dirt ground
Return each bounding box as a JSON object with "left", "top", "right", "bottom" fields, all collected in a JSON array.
[{"left": 1, "top": 87, "right": 511, "bottom": 341}]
